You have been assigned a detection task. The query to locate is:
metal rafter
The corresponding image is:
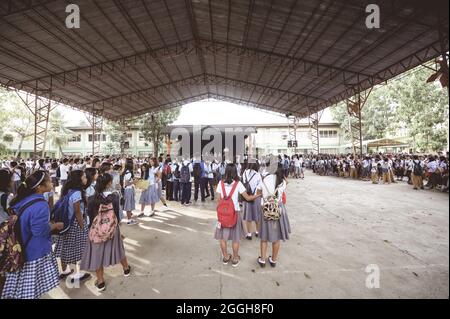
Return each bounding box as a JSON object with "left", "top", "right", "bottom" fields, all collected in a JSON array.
[
  {"left": 0, "top": 0, "right": 58, "bottom": 18},
  {"left": 308, "top": 107, "right": 324, "bottom": 155}
]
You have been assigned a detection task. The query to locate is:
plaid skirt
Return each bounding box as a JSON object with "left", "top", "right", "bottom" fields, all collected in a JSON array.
[
  {"left": 1, "top": 253, "right": 59, "bottom": 299},
  {"left": 54, "top": 217, "right": 89, "bottom": 265}
]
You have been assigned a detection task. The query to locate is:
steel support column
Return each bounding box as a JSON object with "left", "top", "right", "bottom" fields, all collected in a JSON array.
[
  {"left": 346, "top": 88, "right": 372, "bottom": 156},
  {"left": 287, "top": 116, "right": 299, "bottom": 154},
  {"left": 86, "top": 108, "right": 104, "bottom": 156},
  {"left": 15, "top": 87, "right": 52, "bottom": 159},
  {"left": 308, "top": 107, "right": 323, "bottom": 155}
]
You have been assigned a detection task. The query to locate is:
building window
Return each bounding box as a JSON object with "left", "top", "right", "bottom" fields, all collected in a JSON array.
[
  {"left": 139, "top": 133, "right": 145, "bottom": 141},
  {"left": 319, "top": 130, "right": 338, "bottom": 138},
  {"left": 70, "top": 134, "right": 81, "bottom": 142},
  {"left": 126, "top": 133, "right": 133, "bottom": 140},
  {"left": 88, "top": 134, "right": 106, "bottom": 142}
]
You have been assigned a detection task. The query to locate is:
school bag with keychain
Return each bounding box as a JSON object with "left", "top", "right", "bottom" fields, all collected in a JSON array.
[
  {"left": 0, "top": 198, "right": 46, "bottom": 274},
  {"left": 260, "top": 177, "right": 282, "bottom": 221},
  {"left": 89, "top": 202, "right": 117, "bottom": 243},
  {"left": 50, "top": 189, "right": 76, "bottom": 235},
  {"left": 216, "top": 180, "right": 239, "bottom": 228}
]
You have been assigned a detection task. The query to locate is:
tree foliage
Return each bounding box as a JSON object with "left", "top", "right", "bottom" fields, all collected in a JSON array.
[
  {"left": 331, "top": 65, "right": 449, "bottom": 152},
  {"left": 139, "top": 108, "right": 180, "bottom": 156}
]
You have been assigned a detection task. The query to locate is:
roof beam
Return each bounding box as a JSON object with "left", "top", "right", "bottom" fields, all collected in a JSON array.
[
  {"left": 0, "top": 0, "right": 58, "bottom": 19},
  {"left": 80, "top": 73, "right": 323, "bottom": 110}
]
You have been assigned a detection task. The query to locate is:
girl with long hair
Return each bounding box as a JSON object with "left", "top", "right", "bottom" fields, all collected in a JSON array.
[
  {"left": 139, "top": 158, "right": 160, "bottom": 217},
  {"left": 54, "top": 170, "right": 91, "bottom": 283},
  {"left": 255, "top": 163, "right": 291, "bottom": 268},
  {"left": 81, "top": 173, "right": 131, "bottom": 292},
  {"left": 2, "top": 171, "right": 64, "bottom": 299}
]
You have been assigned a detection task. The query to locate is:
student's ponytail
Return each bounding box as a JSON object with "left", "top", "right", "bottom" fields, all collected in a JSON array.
[{"left": 10, "top": 171, "right": 47, "bottom": 207}]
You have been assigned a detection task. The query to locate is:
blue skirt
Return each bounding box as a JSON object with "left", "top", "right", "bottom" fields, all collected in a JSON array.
[
  {"left": 258, "top": 203, "right": 291, "bottom": 243},
  {"left": 123, "top": 187, "right": 136, "bottom": 211},
  {"left": 139, "top": 184, "right": 159, "bottom": 205},
  {"left": 1, "top": 253, "right": 59, "bottom": 299}
]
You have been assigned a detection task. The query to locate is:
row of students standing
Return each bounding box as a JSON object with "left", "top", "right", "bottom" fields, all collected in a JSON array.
[{"left": 214, "top": 163, "right": 291, "bottom": 268}]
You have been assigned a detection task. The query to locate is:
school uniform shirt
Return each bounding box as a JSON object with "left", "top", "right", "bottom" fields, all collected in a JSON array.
[
  {"left": 427, "top": 161, "right": 438, "bottom": 173},
  {"left": 205, "top": 163, "right": 214, "bottom": 179},
  {"left": 123, "top": 171, "right": 134, "bottom": 188},
  {"left": 216, "top": 181, "right": 246, "bottom": 212},
  {"left": 49, "top": 169, "right": 57, "bottom": 179},
  {"left": 85, "top": 183, "right": 96, "bottom": 198},
  {"left": 294, "top": 158, "right": 301, "bottom": 168},
  {"left": 43, "top": 191, "right": 54, "bottom": 203},
  {"left": 10, "top": 193, "right": 52, "bottom": 262},
  {"left": 12, "top": 168, "right": 22, "bottom": 182},
  {"left": 257, "top": 174, "right": 286, "bottom": 202},
  {"left": 242, "top": 169, "right": 262, "bottom": 194},
  {"left": 59, "top": 164, "right": 70, "bottom": 180}
]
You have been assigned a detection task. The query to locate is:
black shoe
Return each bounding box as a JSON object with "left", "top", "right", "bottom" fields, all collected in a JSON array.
[
  {"left": 257, "top": 257, "right": 266, "bottom": 268},
  {"left": 246, "top": 235, "right": 252, "bottom": 240},
  {"left": 59, "top": 269, "right": 74, "bottom": 280},
  {"left": 71, "top": 273, "right": 91, "bottom": 284},
  {"left": 124, "top": 266, "right": 131, "bottom": 277},
  {"left": 268, "top": 256, "right": 277, "bottom": 268},
  {"left": 95, "top": 281, "right": 106, "bottom": 292}
]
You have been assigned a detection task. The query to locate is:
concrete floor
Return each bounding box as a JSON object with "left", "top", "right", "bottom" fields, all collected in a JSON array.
[{"left": 44, "top": 171, "right": 449, "bottom": 299}]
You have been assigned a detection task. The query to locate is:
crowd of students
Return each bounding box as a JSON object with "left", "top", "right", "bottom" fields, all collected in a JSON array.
[
  {"left": 0, "top": 153, "right": 291, "bottom": 298},
  {"left": 276, "top": 152, "right": 449, "bottom": 192}
]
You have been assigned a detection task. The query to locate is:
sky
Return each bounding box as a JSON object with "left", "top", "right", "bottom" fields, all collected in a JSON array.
[{"left": 58, "top": 99, "right": 335, "bottom": 126}]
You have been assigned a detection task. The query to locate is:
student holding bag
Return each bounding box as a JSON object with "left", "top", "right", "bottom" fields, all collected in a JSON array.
[
  {"left": 214, "top": 164, "right": 261, "bottom": 268},
  {"left": 256, "top": 164, "right": 291, "bottom": 268},
  {"left": 81, "top": 173, "right": 131, "bottom": 292}
]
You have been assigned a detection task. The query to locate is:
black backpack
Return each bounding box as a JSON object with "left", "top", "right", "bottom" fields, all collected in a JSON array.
[
  {"left": 56, "top": 166, "right": 61, "bottom": 179},
  {"left": 193, "top": 163, "right": 201, "bottom": 179},
  {"left": 413, "top": 162, "right": 423, "bottom": 176},
  {"left": 173, "top": 164, "right": 181, "bottom": 179},
  {"left": 239, "top": 171, "right": 256, "bottom": 203}
]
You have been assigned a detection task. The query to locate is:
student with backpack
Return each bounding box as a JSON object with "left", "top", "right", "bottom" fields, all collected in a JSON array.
[
  {"left": 214, "top": 164, "right": 261, "bottom": 268},
  {"left": 49, "top": 162, "right": 59, "bottom": 193},
  {"left": 81, "top": 173, "right": 131, "bottom": 292},
  {"left": 53, "top": 170, "right": 91, "bottom": 283},
  {"left": 180, "top": 159, "right": 193, "bottom": 206},
  {"left": 58, "top": 158, "right": 70, "bottom": 191},
  {"left": 255, "top": 164, "right": 291, "bottom": 268},
  {"left": 242, "top": 162, "right": 262, "bottom": 240},
  {"left": 411, "top": 155, "right": 424, "bottom": 190},
  {"left": 1, "top": 171, "right": 64, "bottom": 299}
]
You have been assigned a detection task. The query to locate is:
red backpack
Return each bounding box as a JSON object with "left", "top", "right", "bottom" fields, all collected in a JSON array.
[{"left": 216, "top": 181, "right": 238, "bottom": 228}]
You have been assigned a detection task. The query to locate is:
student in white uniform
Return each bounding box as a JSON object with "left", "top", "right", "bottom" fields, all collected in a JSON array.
[
  {"left": 59, "top": 158, "right": 70, "bottom": 190},
  {"left": 0, "top": 168, "right": 13, "bottom": 224},
  {"left": 9, "top": 161, "right": 22, "bottom": 195},
  {"left": 256, "top": 164, "right": 291, "bottom": 268},
  {"left": 214, "top": 164, "right": 261, "bottom": 267},
  {"left": 242, "top": 162, "right": 262, "bottom": 240}
]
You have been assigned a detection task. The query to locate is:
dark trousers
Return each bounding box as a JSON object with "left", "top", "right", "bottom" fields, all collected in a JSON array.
[
  {"left": 205, "top": 178, "right": 215, "bottom": 199},
  {"left": 181, "top": 182, "right": 191, "bottom": 204},
  {"left": 173, "top": 180, "right": 180, "bottom": 201},
  {"left": 166, "top": 181, "right": 173, "bottom": 200},
  {"left": 194, "top": 177, "right": 207, "bottom": 201}
]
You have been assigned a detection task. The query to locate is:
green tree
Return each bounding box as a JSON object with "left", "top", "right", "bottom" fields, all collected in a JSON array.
[
  {"left": 331, "top": 64, "right": 448, "bottom": 152},
  {"left": 389, "top": 67, "right": 448, "bottom": 152},
  {"left": 104, "top": 119, "right": 139, "bottom": 155},
  {"left": 139, "top": 108, "right": 180, "bottom": 156},
  {"left": 48, "top": 109, "right": 74, "bottom": 157}
]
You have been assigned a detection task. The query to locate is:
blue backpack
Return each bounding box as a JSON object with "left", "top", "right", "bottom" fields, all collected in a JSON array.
[{"left": 50, "top": 190, "right": 76, "bottom": 235}]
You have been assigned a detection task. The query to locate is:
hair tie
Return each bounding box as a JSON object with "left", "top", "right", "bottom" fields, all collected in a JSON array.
[{"left": 30, "top": 173, "right": 46, "bottom": 189}]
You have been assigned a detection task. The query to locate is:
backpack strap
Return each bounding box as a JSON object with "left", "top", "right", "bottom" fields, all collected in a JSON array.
[
  {"left": 1, "top": 192, "right": 8, "bottom": 212},
  {"left": 16, "top": 197, "right": 48, "bottom": 249},
  {"left": 227, "top": 181, "right": 239, "bottom": 199}
]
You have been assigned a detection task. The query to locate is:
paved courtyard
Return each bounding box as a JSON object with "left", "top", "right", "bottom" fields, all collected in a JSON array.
[{"left": 44, "top": 171, "right": 449, "bottom": 299}]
